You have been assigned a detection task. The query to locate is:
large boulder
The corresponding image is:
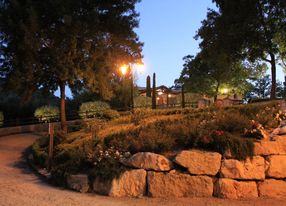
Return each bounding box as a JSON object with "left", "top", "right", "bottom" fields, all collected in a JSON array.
[
  {"left": 254, "top": 139, "right": 286, "bottom": 155},
  {"left": 220, "top": 156, "right": 265, "bottom": 180},
  {"left": 258, "top": 179, "right": 286, "bottom": 198},
  {"left": 93, "top": 169, "right": 146, "bottom": 197},
  {"left": 123, "top": 152, "right": 173, "bottom": 171},
  {"left": 147, "top": 171, "right": 213, "bottom": 198},
  {"left": 214, "top": 178, "right": 258, "bottom": 199},
  {"left": 174, "top": 150, "right": 222, "bottom": 175},
  {"left": 266, "top": 155, "right": 286, "bottom": 178},
  {"left": 67, "top": 174, "right": 89, "bottom": 193}
]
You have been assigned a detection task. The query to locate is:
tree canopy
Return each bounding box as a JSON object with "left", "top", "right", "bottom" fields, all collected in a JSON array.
[
  {"left": 0, "top": 0, "right": 143, "bottom": 131},
  {"left": 179, "top": 0, "right": 286, "bottom": 99}
]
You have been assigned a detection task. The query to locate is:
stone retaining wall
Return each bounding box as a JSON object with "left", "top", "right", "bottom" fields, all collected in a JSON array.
[{"left": 67, "top": 136, "right": 286, "bottom": 199}]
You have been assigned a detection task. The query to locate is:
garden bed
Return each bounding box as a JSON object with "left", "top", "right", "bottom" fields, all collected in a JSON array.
[{"left": 31, "top": 100, "right": 286, "bottom": 198}]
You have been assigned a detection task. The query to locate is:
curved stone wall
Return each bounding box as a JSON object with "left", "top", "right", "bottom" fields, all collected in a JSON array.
[{"left": 67, "top": 136, "right": 286, "bottom": 199}]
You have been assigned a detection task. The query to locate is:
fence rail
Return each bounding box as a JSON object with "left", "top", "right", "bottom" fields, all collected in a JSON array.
[{"left": 0, "top": 101, "right": 198, "bottom": 128}]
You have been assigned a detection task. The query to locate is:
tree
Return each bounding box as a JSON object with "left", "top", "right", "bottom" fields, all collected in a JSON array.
[
  {"left": 177, "top": 53, "right": 255, "bottom": 100},
  {"left": 248, "top": 75, "right": 271, "bottom": 99},
  {"left": 146, "top": 75, "right": 151, "bottom": 97},
  {"left": 198, "top": 0, "right": 286, "bottom": 99},
  {"left": 246, "top": 75, "right": 285, "bottom": 100},
  {"left": 152, "top": 73, "right": 156, "bottom": 109},
  {"left": 0, "top": 0, "right": 142, "bottom": 132}
]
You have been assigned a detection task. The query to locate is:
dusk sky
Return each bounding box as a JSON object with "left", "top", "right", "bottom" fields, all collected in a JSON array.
[
  {"left": 57, "top": 0, "right": 285, "bottom": 97},
  {"left": 135, "top": 0, "right": 216, "bottom": 87},
  {"left": 135, "top": 0, "right": 284, "bottom": 87}
]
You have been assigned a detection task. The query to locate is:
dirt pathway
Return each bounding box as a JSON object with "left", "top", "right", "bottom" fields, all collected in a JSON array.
[{"left": 0, "top": 133, "right": 285, "bottom": 206}]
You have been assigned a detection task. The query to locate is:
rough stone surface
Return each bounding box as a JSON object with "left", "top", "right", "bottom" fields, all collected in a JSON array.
[
  {"left": 124, "top": 152, "right": 173, "bottom": 171},
  {"left": 254, "top": 139, "right": 286, "bottom": 155},
  {"left": 67, "top": 174, "right": 89, "bottom": 193},
  {"left": 220, "top": 156, "right": 265, "bottom": 180},
  {"left": 266, "top": 155, "right": 286, "bottom": 178},
  {"left": 258, "top": 179, "right": 286, "bottom": 198},
  {"left": 147, "top": 171, "right": 213, "bottom": 198},
  {"left": 175, "top": 150, "right": 222, "bottom": 175},
  {"left": 93, "top": 169, "right": 146, "bottom": 197},
  {"left": 214, "top": 178, "right": 258, "bottom": 199}
]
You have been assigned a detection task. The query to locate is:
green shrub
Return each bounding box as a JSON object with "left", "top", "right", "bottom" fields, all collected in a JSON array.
[
  {"left": 214, "top": 111, "right": 251, "bottom": 133},
  {"left": 134, "top": 96, "right": 152, "bottom": 108},
  {"left": 88, "top": 146, "right": 131, "bottom": 181},
  {"left": 34, "top": 106, "right": 59, "bottom": 123},
  {"left": 68, "top": 121, "right": 84, "bottom": 132},
  {"left": 79, "top": 101, "right": 119, "bottom": 120},
  {"left": 199, "top": 130, "right": 254, "bottom": 160},
  {"left": 32, "top": 135, "right": 49, "bottom": 166},
  {"left": 0, "top": 111, "right": 3, "bottom": 127}
]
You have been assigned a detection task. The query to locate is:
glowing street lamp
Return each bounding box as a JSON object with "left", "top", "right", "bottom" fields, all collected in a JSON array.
[
  {"left": 119, "top": 65, "right": 128, "bottom": 75},
  {"left": 222, "top": 88, "right": 229, "bottom": 95},
  {"left": 119, "top": 63, "right": 145, "bottom": 110}
]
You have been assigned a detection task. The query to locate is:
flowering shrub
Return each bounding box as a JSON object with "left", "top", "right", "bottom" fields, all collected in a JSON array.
[
  {"left": 274, "top": 110, "right": 286, "bottom": 124},
  {"left": 34, "top": 105, "right": 59, "bottom": 123},
  {"left": 88, "top": 146, "right": 131, "bottom": 181},
  {"left": 243, "top": 120, "right": 264, "bottom": 139}
]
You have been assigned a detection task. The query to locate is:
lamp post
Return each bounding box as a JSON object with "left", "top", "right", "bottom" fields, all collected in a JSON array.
[{"left": 120, "top": 63, "right": 144, "bottom": 110}]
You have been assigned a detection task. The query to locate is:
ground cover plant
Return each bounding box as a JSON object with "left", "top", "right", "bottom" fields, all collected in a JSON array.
[{"left": 32, "top": 101, "right": 282, "bottom": 187}]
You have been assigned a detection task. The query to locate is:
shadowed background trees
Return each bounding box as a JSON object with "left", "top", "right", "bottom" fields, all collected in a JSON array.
[
  {"left": 178, "top": 0, "right": 286, "bottom": 100},
  {"left": 0, "top": 0, "right": 143, "bottom": 132}
]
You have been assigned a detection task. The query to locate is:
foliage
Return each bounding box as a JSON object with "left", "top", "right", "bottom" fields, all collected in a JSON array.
[
  {"left": 34, "top": 106, "right": 59, "bottom": 123},
  {"left": 88, "top": 146, "right": 131, "bottom": 181},
  {"left": 0, "top": 90, "right": 59, "bottom": 124},
  {"left": 175, "top": 92, "right": 202, "bottom": 104},
  {"left": 246, "top": 75, "right": 285, "bottom": 100},
  {"left": 0, "top": 0, "right": 143, "bottom": 131},
  {"left": 79, "top": 101, "right": 119, "bottom": 120},
  {"left": 274, "top": 110, "right": 286, "bottom": 125},
  {"left": 204, "top": 131, "right": 254, "bottom": 161},
  {"left": 0, "top": 111, "right": 3, "bottom": 127},
  {"left": 146, "top": 75, "right": 151, "bottom": 97},
  {"left": 152, "top": 73, "right": 156, "bottom": 109},
  {"left": 213, "top": 111, "right": 252, "bottom": 133},
  {"left": 197, "top": 0, "right": 286, "bottom": 99},
  {"left": 177, "top": 53, "right": 255, "bottom": 100},
  {"left": 31, "top": 101, "right": 282, "bottom": 187},
  {"left": 134, "top": 96, "right": 152, "bottom": 108},
  {"left": 32, "top": 135, "right": 49, "bottom": 166}
]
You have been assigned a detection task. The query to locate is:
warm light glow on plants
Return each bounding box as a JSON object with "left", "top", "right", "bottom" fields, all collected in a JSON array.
[{"left": 222, "top": 88, "right": 229, "bottom": 94}]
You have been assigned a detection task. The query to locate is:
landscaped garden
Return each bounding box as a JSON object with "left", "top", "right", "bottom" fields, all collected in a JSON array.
[{"left": 32, "top": 100, "right": 283, "bottom": 188}]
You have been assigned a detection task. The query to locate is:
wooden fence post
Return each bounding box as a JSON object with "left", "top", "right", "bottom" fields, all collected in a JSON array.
[{"left": 47, "top": 122, "right": 54, "bottom": 169}]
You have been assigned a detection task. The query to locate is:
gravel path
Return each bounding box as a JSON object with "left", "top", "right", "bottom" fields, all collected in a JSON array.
[{"left": 0, "top": 133, "right": 285, "bottom": 206}]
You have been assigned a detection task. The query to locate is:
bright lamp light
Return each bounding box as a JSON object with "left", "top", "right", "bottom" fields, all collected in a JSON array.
[{"left": 119, "top": 65, "right": 128, "bottom": 75}]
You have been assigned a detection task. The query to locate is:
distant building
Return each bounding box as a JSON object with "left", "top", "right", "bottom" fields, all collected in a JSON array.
[
  {"left": 215, "top": 94, "right": 243, "bottom": 107},
  {"left": 137, "top": 85, "right": 181, "bottom": 106}
]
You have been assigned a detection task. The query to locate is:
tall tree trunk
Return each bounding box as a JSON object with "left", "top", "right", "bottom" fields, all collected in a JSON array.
[
  {"left": 270, "top": 52, "right": 276, "bottom": 100},
  {"left": 214, "top": 82, "right": 220, "bottom": 102},
  {"left": 60, "top": 81, "right": 67, "bottom": 133}
]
